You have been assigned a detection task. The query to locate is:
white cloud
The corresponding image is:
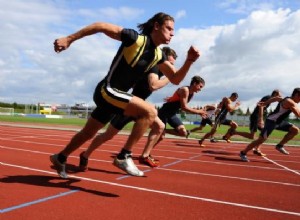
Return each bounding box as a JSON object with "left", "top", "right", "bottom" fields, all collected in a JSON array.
[
  {"left": 175, "top": 10, "right": 186, "bottom": 20},
  {"left": 217, "top": 0, "right": 285, "bottom": 14},
  {"left": 0, "top": 1, "right": 299, "bottom": 115},
  {"left": 157, "top": 8, "right": 300, "bottom": 112}
]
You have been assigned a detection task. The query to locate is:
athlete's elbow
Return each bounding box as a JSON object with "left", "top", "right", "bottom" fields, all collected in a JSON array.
[
  {"left": 148, "top": 86, "right": 156, "bottom": 91},
  {"left": 169, "top": 79, "right": 180, "bottom": 85}
]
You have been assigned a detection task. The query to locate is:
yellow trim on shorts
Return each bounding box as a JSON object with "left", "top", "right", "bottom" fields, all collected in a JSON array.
[{"left": 100, "top": 86, "right": 129, "bottom": 110}]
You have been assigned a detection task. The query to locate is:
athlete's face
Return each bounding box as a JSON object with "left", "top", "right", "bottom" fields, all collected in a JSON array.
[
  {"left": 155, "top": 20, "right": 174, "bottom": 45},
  {"left": 294, "top": 93, "right": 300, "bottom": 103},
  {"left": 167, "top": 55, "right": 176, "bottom": 65},
  {"left": 193, "top": 82, "right": 205, "bottom": 93},
  {"left": 231, "top": 96, "right": 238, "bottom": 102}
]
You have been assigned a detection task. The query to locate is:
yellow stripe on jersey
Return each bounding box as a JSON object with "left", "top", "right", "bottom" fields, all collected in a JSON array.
[
  {"left": 123, "top": 35, "right": 162, "bottom": 71},
  {"left": 123, "top": 35, "right": 147, "bottom": 67},
  {"left": 101, "top": 86, "right": 129, "bottom": 109},
  {"left": 145, "top": 47, "right": 162, "bottom": 72}
]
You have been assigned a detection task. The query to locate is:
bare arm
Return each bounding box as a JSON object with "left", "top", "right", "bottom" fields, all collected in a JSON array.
[
  {"left": 54, "top": 22, "right": 123, "bottom": 53},
  {"left": 283, "top": 98, "right": 300, "bottom": 117},
  {"left": 158, "top": 46, "right": 200, "bottom": 85},
  {"left": 257, "top": 105, "right": 265, "bottom": 128},
  {"left": 226, "top": 99, "right": 240, "bottom": 112},
  {"left": 148, "top": 73, "right": 170, "bottom": 91},
  {"left": 259, "top": 96, "right": 283, "bottom": 107},
  {"left": 179, "top": 87, "right": 207, "bottom": 117}
]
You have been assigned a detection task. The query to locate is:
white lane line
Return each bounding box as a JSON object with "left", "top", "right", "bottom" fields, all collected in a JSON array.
[
  {"left": 1, "top": 145, "right": 299, "bottom": 187},
  {"left": 1, "top": 162, "right": 299, "bottom": 217},
  {"left": 264, "top": 156, "right": 300, "bottom": 175}
]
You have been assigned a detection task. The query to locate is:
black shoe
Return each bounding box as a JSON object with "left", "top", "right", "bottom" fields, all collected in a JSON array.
[
  {"left": 79, "top": 151, "right": 88, "bottom": 171},
  {"left": 210, "top": 138, "right": 218, "bottom": 143},
  {"left": 186, "top": 130, "right": 191, "bottom": 138}
]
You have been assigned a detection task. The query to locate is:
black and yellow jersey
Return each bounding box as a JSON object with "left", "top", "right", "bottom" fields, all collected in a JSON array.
[
  {"left": 131, "top": 65, "right": 162, "bottom": 100},
  {"left": 103, "top": 28, "right": 166, "bottom": 92}
]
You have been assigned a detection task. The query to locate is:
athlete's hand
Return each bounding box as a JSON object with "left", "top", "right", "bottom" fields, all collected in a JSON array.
[
  {"left": 235, "top": 101, "right": 241, "bottom": 107},
  {"left": 199, "top": 109, "right": 207, "bottom": 119},
  {"left": 257, "top": 101, "right": 266, "bottom": 107},
  {"left": 187, "top": 46, "right": 200, "bottom": 62},
  {"left": 54, "top": 37, "right": 71, "bottom": 53},
  {"left": 257, "top": 120, "right": 264, "bottom": 129}
]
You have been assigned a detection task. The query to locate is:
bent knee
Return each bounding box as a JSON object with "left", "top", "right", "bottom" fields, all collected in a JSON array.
[
  {"left": 290, "top": 126, "right": 299, "bottom": 135},
  {"left": 177, "top": 127, "right": 187, "bottom": 137},
  {"left": 151, "top": 119, "right": 165, "bottom": 133},
  {"left": 231, "top": 123, "right": 238, "bottom": 129}
]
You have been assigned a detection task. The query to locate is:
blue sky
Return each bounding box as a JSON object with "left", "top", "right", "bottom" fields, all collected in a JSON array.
[{"left": 1, "top": 0, "right": 299, "bottom": 112}]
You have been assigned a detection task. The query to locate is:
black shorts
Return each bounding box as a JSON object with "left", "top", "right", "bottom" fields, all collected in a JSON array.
[
  {"left": 91, "top": 81, "right": 133, "bottom": 124},
  {"left": 158, "top": 113, "right": 183, "bottom": 129},
  {"left": 200, "top": 118, "right": 213, "bottom": 126},
  {"left": 260, "top": 119, "right": 293, "bottom": 139},
  {"left": 249, "top": 116, "right": 259, "bottom": 133},
  {"left": 110, "top": 114, "right": 134, "bottom": 130}
]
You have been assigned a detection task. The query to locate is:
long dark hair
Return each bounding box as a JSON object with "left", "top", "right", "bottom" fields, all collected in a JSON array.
[{"left": 137, "top": 12, "right": 174, "bottom": 35}]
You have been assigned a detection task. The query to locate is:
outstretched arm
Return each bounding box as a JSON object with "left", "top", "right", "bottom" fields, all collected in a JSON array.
[
  {"left": 54, "top": 22, "right": 123, "bottom": 53},
  {"left": 158, "top": 46, "right": 200, "bottom": 85},
  {"left": 258, "top": 96, "right": 283, "bottom": 107}
]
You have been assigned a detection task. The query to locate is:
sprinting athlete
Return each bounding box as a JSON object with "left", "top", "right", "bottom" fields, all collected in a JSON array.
[
  {"left": 50, "top": 12, "right": 200, "bottom": 178},
  {"left": 240, "top": 88, "right": 300, "bottom": 162},
  {"left": 189, "top": 103, "right": 217, "bottom": 141},
  {"left": 198, "top": 92, "right": 240, "bottom": 147},
  {"left": 232, "top": 89, "right": 282, "bottom": 156}
]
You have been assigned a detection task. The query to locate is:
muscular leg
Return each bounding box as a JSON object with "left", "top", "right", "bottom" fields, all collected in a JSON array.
[
  {"left": 199, "top": 126, "right": 217, "bottom": 145},
  {"left": 241, "top": 136, "right": 266, "bottom": 156},
  {"left": 165, "top": 124, "right": 187, "bottom": 137},
  {"left": 141, "top": 117, "right": 165, "bottom": 158},
  {"left": 51, "top": 117, "right": 104, "bottom": 178},
  {"left": 112, "top": 97, "right": 156, "bottom": 176},
  {"left": 223, "top": 121, "right": 238, "bottom": 140},
  {"left": 190, "top": 125, "right": 204, "bottom": 132},
  {"left": 233, "top": 131, "right": 255, "bottom": 139},
  {"left": 83, "top": 124, "right": 120, "bottom": 158},
  {"left": 60, "top": 117, "right": 105, "bottom": 157},
  {"left": 277, "top": 125, "right": 299, "bottom": 146},
  {"left": 121, "top": 96, "right": 156, "bottom": 152}
]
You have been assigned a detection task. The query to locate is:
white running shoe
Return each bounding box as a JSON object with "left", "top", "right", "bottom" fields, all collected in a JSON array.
[
  {"left": 275, "top": 145, "right": 289, "bottom": 155},
  {"left": 113, "top": 155, "right": 144, "bottom": 177},
  {"left": 50, "top": 154, "right": 68, "bottom": 179}
]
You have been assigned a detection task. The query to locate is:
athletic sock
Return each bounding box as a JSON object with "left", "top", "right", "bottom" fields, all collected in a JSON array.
[
  {"left": 240, "top": 151, "right": 246, "bottom": 155},
  {"left": 57, "top": 153, "right": 67, "bottom": 164},
  {"left": 117, "top": 148, "right": 132, "bottom": 160}
]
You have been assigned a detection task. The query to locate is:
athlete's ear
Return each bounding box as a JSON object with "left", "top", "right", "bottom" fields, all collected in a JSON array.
[{"left": 153, "top": 22, "right": 160, "bottom": 31}]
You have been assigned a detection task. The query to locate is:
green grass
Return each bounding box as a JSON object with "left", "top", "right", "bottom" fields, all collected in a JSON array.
[
  {"left": 0, "top": 115, "right": 87, "bottom": 126},
  {"left": 184, "top": 124, "right": 300, "bottom": 146},
  {"left": 1, "top": 115, "right": 299, "bottom": 146}
]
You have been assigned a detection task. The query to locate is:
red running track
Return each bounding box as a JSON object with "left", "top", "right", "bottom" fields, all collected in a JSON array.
[{"left": 1, "top": 124, "right": 300, "bottom": 220}]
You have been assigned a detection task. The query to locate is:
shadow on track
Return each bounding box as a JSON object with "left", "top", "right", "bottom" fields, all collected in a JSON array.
[{"left": 1, "top": 175, "right": 119, "bottom": 198}]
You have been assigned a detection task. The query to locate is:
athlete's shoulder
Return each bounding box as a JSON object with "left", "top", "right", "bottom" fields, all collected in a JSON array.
[{"left": 121, "top": 28, "right": 140, "bottom": 46}]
